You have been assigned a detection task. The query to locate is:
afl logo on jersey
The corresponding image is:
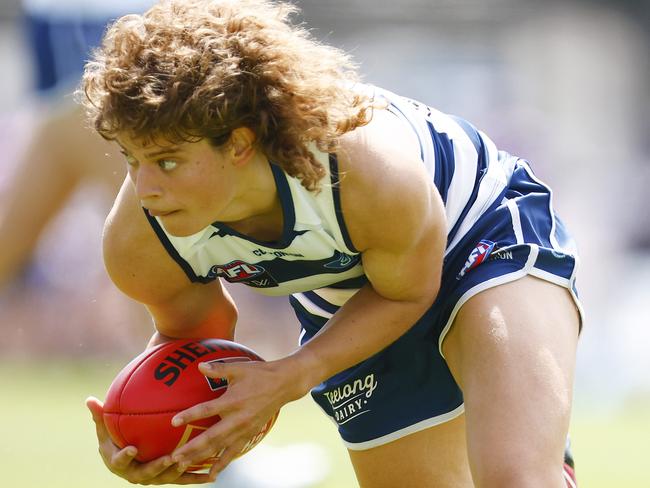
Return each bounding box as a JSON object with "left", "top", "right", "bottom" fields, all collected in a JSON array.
[
  {"left": 457, "top": 240, "right": 495, "bottom": 279},
  {"left": 208, "top": 260, "right": 279, "bottom": 288}
]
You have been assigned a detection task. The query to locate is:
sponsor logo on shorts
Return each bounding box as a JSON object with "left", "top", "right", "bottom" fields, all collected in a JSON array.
[
  {"left": 323, "top": 373, "right": 378, "bottom": 425},
  {"left": 490, "top": 248, "right": 514, "bottom": 261},
  {"left": 457, "top": 240, "right": 496, "bottom": 279}
]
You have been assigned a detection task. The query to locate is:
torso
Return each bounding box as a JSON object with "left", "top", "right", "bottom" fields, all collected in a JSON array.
[
  {"left": 141, "top": 84, "right": 519, "bottom": 307},
  {"left": 144, "top": 149, "right": 367, "bottom": 296}
]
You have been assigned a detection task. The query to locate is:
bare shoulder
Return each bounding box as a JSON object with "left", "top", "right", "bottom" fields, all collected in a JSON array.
[
  {"left": 103, "top": 178, "right": 194, "bottom": 305},
  {"left": 336, "top": 108, "right": 445, "bottom": 253}
]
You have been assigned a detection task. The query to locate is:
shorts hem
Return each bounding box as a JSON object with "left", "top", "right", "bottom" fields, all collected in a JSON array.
[
  {"left": 342, "top": 403, "right": 465, "bottom": 451},
  {"left": 438, "top": 244, "right": 585, "bottom": 358}
]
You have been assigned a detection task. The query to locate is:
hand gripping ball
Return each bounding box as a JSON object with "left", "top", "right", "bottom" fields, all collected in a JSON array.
[{"left": 103, "top": 338, "right": 278, "bottom": 470}]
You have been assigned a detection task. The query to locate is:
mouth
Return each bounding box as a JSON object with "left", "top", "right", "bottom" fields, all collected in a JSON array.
[{"left": 146, "top": 208, "right": 179, "bottom": 217}]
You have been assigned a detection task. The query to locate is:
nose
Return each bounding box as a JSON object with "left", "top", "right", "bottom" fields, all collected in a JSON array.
[{"left": 132, "top": 164, "right": 163, "bottom": 201}]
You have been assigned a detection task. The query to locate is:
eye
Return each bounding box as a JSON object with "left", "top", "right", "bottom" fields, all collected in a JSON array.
[{"left": 158, "top": 159, "right": 178, "bottom": 171}]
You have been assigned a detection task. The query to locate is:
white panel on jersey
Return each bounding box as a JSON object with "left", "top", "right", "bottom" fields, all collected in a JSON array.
[
  {"left": 445, "top": 134, "right": 509, "bottom": 253},
  {"left": 293, "top": 293, "right": 334, "bottom": 320},
  {"left": 313, "top": 287, "right": 359, "bottom": 307},
  {"left": 432, "top": 112, "right": 481, "bottom": 234}
]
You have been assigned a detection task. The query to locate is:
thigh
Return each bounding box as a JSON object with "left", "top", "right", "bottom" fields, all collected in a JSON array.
[
  {"left": 348, "top": 413, "right": 473, "bottom": 488},
  {"left": 442, "top": 276, "right": 580, "bottom": 486}
]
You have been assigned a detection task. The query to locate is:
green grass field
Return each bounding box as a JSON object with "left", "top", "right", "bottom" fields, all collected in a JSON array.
[{"left": 1, "top": 360, "right": 648, "bottom": 487}]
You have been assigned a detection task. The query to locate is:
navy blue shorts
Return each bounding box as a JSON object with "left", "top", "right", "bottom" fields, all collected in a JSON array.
[{"left": 291, "top": 160, "right": 583, "bottom": 450}]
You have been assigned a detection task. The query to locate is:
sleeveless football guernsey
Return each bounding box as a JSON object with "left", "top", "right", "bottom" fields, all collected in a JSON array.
[{"left": 144, "top": 85, "right": 582, "bottom": 448}]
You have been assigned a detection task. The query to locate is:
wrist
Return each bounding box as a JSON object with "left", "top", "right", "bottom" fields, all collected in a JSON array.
[{"left": 274, "top": 347, "right": 327, "bottom": 402}]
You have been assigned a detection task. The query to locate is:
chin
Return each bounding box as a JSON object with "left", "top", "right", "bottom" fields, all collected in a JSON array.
[
  {"left": 166, "top": 229, "right": 198, "bottom": 237},
  {"left": 164, "top": 225, "right": 205, "bottom": 237},
  {"left": 159, "top": 215, "right": 205, "bottom": 237}
]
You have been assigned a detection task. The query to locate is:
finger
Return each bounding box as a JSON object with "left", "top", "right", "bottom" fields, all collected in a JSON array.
[
  {"left": 138, "top": 461, "right": 188, "bottom": 485},
  {"left": 152, "top": 461, "right": 216, "bottom": 485},
  {"left": 171, "top": 423, "right": 226, "bottom": 466},
  {"left": 197, "top": 360, "right": 234, "bottom": 380},
  {"left": 172, "top": 361, "right": 242, "bottom": 427},
  {"left": 170, "top": 471, "right": 217, "bottom": 485},
  {"left": 87, "top": 397, "right": 114, "bottom": 444},
  {"left": 110, "top": 445, "right": 140, "bottom": 471},
  {"left": 125, "top": 456, "right": 178, "bottom": 483},
  {"left": 87, "top": 397, "right": 107, "bottom": 443},
  {"left": 209, "top": 460, "right": 221, "bottom": 480},
  {"left": 87, "top": 397, "right": 121, "bottom": 455},
  {"left": 86, "top": 396, "right": 105, "bottom": 426},
  {"left": 206, "top": 442, "right": 241, "bottom": 479},
  {"left": 172, "top": 398, "right": 223, "bottom": 427},
  {"left": 207, "top": 452, "right": 229, "bottom": 478},
  {"left": 200, "top": 359, "right": 251, "bottom": 380},
  {"left": 87, "top": 396, "right": 140, "bottom": 465}
]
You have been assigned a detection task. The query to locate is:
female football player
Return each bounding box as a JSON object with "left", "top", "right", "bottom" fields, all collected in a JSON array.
[{"left": 82, "top": 1, "right": 582, "bottom": 486}]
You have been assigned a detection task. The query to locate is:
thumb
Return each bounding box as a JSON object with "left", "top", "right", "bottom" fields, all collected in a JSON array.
[
  {"left": 86, "top": 396, "right": 105, "bottom": 422},
  {"left": 86, "top": 396, "right": 113, "bottom": 443}
]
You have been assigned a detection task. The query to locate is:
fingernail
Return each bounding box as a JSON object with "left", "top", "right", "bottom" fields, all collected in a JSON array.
[
  {"left": 177, "top": 461, "right": 189, "bottom": 472},
  {"left": 172, "top": 416, "right": 183, "bottom": 427},
  {"left": 126, "top": 447, "right": 137, "bottom": 457},
  {"left": 199, "top": 362, "right": 212, "bottom": 370}
]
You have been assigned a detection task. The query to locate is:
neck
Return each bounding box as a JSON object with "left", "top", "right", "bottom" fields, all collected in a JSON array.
[
  {"left": 240, "top": 152, "right": 278, "bottom": 214},
  {"left": 222, "top": 153, "right": 285, "bottom": 241}
]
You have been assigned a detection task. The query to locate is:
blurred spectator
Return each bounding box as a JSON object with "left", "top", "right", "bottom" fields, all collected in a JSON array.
[
  {"left": 21, "top": 0, "right": 153, "bottom": 94},
  {"left": 0, "top": 0, "right": 298, "bottom": 359},
  {"left": 0, "top": 1, "right": 156, "bottom": 356}
]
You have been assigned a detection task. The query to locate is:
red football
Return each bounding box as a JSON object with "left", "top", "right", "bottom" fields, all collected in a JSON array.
[{"left": 103, "top": 338, "right": 277, "bottom": 470}]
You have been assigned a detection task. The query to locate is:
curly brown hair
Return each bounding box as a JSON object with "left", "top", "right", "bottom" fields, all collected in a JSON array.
[{"left": 80, "top": 0, "right": 376, "bottom": 190}]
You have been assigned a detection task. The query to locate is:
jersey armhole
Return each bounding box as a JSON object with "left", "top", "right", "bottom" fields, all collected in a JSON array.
[{"left": 329, "top": 153, "right": 360, "bottom": 254}]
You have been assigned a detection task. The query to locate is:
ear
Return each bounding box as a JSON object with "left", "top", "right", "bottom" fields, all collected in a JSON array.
[{"left": 228, "top": 127, "right": 257, "bottom": 166}]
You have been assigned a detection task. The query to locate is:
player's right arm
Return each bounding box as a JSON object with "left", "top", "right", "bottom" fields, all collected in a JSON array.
[
  {"left": 88, "top": 178, "right": 236, "bottom": 484},
  {"left": 103, "top": 177, "right": 238, "bottom": 345}
]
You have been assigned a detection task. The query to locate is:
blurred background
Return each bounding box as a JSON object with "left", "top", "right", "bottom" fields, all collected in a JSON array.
[{"left": 0, "top": 0, "right": 648, "bottom": 486}]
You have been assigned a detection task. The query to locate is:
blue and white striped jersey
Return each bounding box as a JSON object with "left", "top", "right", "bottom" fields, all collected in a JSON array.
[
  {"left": 381, "top": 86, "right": 518, "bottom": 255},
  {"left": 146, "top": 85, "right": 519, "bottom": 315}
]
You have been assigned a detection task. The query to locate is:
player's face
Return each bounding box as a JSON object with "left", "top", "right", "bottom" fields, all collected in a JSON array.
[{"left": 117, "top": 135, "right": 239, "bottom": 237}]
